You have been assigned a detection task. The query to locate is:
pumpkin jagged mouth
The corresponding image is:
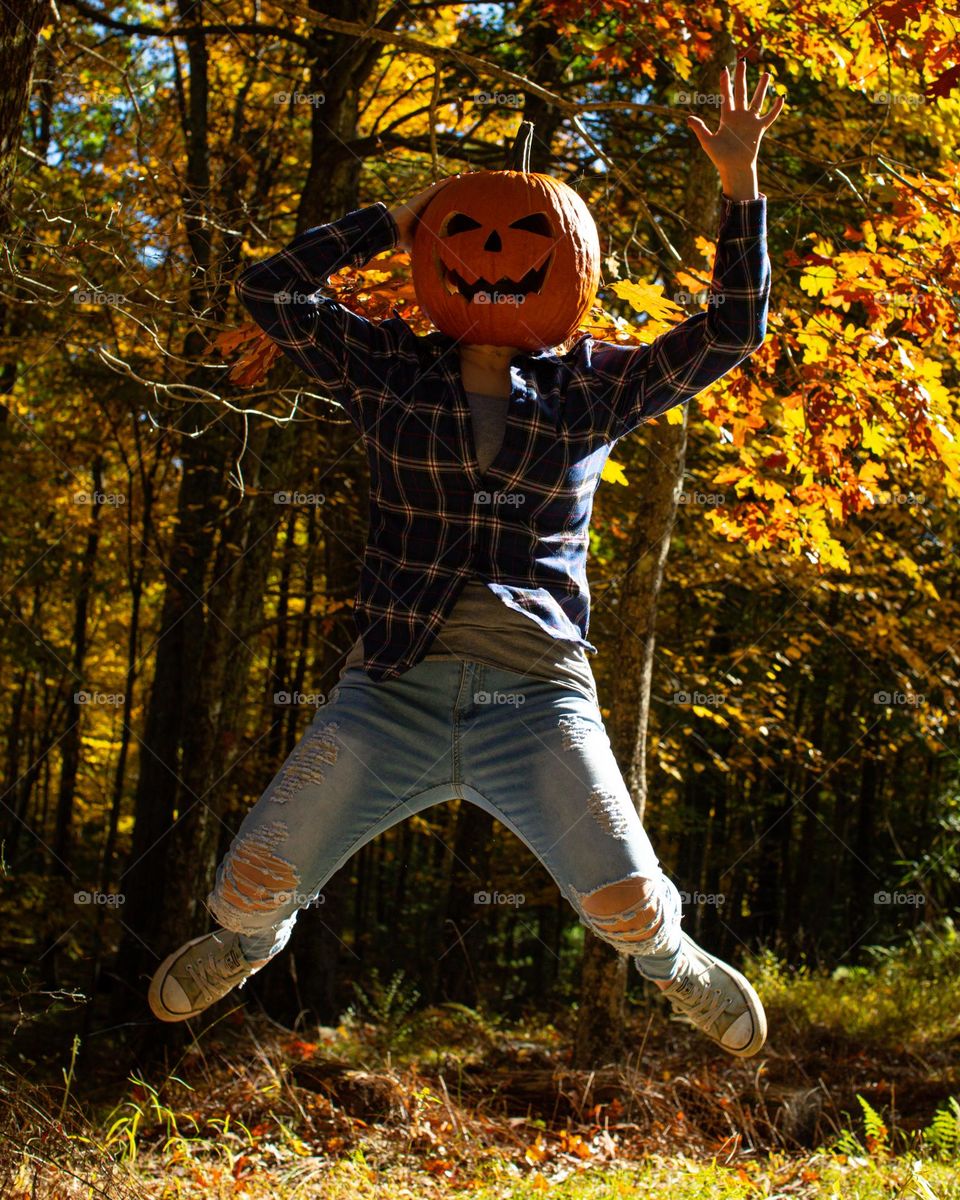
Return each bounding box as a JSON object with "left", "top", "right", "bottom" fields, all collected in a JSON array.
[{"left": 441, "top": 254, "right": 552, "bottom": 304}]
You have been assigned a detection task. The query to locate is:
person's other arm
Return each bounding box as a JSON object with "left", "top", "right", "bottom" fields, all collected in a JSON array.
[
  {"left": 234, "top": 177, "right": 460, "bottom": 431},
  {"left": 234, "top": 202, "right": 402, "bottom": 431},
  {"left": 583, "top": 191, "right": 769, "bottom": 442},
  {"left": 577, "top": 59, "right": 784, "bottom": 443}
]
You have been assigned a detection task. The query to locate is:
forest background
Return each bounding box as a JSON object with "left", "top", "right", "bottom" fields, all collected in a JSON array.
[{"left": 1, "top": 0, "right": 960, "bottom": 1192}]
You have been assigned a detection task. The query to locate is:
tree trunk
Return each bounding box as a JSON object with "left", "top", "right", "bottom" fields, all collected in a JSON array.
[
  {"left": 0, "top": 0, "right": 49, "bottom": 421},
  {"left": 53, "top": 456, "right": 105, "bottom": 874}
]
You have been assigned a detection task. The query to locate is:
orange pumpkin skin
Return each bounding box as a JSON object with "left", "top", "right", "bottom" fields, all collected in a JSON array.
[{"left": 411, "top": 171, "right": 600, "bottom": 351}]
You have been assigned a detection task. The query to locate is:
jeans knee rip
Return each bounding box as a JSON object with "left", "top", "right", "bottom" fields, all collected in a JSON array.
[
  {"left": 573, "top": 873, "right": 682, "bottom": 959},
  {"left": 270, "top": 720, "right": 340, "bottom": 804},
  {"left": 207, "top": 821, "right": 302, "bottom": 934}
]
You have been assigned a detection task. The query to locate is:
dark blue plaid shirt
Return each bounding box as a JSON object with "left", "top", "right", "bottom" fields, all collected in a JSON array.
[{"left": 235, "top": 193, "right": 769, "bottom": 682}]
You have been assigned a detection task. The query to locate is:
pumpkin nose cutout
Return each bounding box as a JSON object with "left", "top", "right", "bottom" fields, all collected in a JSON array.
[{"left": 483, "top": 229, "right": 502, "bottom": 252}]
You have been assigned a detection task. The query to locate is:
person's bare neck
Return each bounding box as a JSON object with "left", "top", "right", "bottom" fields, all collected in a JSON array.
[{"left": 458, "top": 343, "right": 520, "bottom": 397}]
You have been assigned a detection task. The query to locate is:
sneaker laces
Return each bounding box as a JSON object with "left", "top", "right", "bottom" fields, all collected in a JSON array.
[
  {"left": 182, "top": 945, "right": 247, "bottom": 1007},
  {"left": 663, "top": 959, "right": 735, "bottom": 1036}
]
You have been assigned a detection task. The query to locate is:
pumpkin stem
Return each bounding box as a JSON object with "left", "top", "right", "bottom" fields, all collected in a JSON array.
[{"left": 505, "top": 120, "right": 534, "bottom": 172}]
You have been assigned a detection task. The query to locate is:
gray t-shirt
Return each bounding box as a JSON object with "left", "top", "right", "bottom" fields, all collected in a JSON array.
[{"left": 340, "top": 389, "right": 598, "bottom": 704}]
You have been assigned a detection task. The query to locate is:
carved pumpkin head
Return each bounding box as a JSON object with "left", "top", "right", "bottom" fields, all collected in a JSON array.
[{"left": 411, "top": 122, "right": 600, "bottom": 351}]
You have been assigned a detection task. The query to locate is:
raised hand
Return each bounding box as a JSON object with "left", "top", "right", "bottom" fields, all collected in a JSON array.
[
  {"left": 388, "top": 175, "right": 462, "bottom": 252},
  {"left": 685, "top": 59, "right": 785, "bottom": 181}
]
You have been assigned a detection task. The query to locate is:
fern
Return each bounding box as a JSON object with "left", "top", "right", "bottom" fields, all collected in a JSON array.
[
  {"left": 922, "top": 1096, "right": 960, "bottom": 1161},
  {"left": 345, "top": 967, "right": 421, "bottom": 1055},
  {"left": 857, "top": 1093, "right": 890, "bottom": 1154}
]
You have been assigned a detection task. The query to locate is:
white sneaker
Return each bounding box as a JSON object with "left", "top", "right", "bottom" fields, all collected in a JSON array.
[
  {"left": 148, "top": 930, "right": 269, "bottom": 1022},
  {"left": 656, "top": 930, "right": 767, "bottom": 1057}
]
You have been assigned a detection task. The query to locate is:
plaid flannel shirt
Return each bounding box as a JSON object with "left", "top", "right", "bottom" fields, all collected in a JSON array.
[{"left": 235, "top": 193, "right": 770, "bottom": 682}]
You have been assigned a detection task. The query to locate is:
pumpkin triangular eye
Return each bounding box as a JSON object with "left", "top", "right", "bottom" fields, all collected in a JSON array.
[
  {"left": 443, "top": 213, "right": 483, "bottom": 236},
  {"left": 508, "top": 212, "right": 552, "bottom": 236}
]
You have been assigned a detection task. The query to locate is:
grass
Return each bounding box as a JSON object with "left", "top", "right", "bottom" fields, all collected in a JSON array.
[
  {"left": 741, "top": 916, "right": 960, "bottom": 1053},
  {"left": 2, "top": 919, "right": 960, "bottom": 1199}
]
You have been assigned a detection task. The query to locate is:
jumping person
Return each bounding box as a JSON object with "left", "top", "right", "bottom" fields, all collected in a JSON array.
[{"left": 149, "top": 61, "right": 783, "bottom": 1056}]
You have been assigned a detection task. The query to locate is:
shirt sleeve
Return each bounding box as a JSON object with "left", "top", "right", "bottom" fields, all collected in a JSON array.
[
  {"left": 234, "top": 202, "right": 403, "bottom": 432},
  {"left": 574, "top": 193, "right": 770, "bottom": 443}
]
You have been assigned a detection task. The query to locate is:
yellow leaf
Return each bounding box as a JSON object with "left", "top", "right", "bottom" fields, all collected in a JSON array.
[
  {"left": 601, "top": 458, "right": 628, "bottom": 486},
  {"left": 753, "top": 478, "right": 787, "bottom": 501},
  {"left": 892, "top": 556, "right": 920, "bottom": 582},
  {"left": 858, "top": 460, "right": 886, "bottom": 487},
  {"left": 610, "top": 279, "right": 684, "bottom": 321},
  {"left": 797, "top": 329, "right": 831, "bottom": 363},
  {"left": 799, "top": 266, "right": 837, "bottom": 298}
]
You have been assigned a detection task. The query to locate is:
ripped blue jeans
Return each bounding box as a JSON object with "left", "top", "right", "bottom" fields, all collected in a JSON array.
[{"left": 206, "top": 658, "right": 684, "bottom": 981}]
